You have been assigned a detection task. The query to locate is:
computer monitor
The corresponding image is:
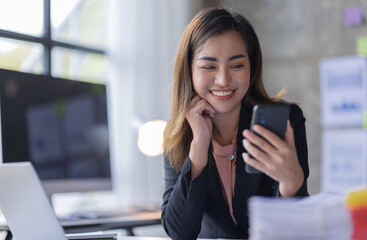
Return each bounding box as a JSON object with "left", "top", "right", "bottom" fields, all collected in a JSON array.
[{"left": 0, "top": 68, "right": 112, "bottom": 198}]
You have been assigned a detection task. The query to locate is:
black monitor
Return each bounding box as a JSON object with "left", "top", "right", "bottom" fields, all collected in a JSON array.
[{"left": 0, "top": 68, "right": 112, "bottom": 198}]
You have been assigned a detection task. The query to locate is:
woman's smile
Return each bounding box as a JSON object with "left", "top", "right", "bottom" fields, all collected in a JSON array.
[{"left": 210, "top": 89, "right": 236, "bottom": 100}]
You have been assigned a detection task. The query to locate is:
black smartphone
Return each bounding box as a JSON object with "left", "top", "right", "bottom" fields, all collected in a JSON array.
[{"left": 245, "top": 103, "right": 290, "bottom": 174}]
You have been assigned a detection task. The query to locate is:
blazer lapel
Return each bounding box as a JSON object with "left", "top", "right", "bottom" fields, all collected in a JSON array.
[{"left": 233, "top": 104, "right": 262, "bottom": 224}]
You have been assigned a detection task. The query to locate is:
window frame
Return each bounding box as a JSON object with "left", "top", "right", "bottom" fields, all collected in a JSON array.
[{"left": 0, "top": 0, "right": 105, "bottom": 76}]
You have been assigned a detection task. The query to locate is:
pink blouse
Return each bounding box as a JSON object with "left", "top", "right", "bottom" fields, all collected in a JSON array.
[{"left": 212, "top": 133, "right": 237, "bottom": 225}]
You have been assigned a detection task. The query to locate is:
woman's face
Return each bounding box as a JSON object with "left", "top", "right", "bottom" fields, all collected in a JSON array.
[{"left": 191, "top": 30, "right": 251, "bottom": 115}]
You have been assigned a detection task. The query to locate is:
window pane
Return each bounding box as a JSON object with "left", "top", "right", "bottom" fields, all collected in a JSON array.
[
  {"left": 52, "top": 47, "right": 108, "bottom": 83},
  {"left": 0, "top": 0, "right": 43, "bottom": 36},
  {"left": 0, "top": 38, "right": 43, "bottom": 74},
  {"left": 51, "top": 0, "right": 109, "bottom": 49}
]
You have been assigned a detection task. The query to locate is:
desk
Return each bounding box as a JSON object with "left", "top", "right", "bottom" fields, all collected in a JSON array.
[
  {"left": 0, "top": 211, "right": 162, "bottom": 239},
  {"left": 89, "top": 236, "right": 238, "bottom": 240},
  {"left": 61, "top": 211, "right": 162, "bottom": 236},
  {"left": 108, "top": 237, "right": 170, "bottom": 240}
]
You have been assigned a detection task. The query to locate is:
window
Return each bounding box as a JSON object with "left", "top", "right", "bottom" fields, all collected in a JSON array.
[{"left": 0, "top": 0, "right": 109, "bottom": 82}]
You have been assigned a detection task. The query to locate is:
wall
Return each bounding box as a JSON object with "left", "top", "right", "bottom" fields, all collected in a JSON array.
[{"left": 221, "top": 0, "right": 367, "bottom": 194}]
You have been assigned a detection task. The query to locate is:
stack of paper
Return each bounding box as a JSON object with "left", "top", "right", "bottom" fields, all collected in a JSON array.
[
  {"left": 346, "top": 188, "right": 367, "bottom": 240},
  {"left": 248, "top": 193, "right": 352, "bottom": 240}
]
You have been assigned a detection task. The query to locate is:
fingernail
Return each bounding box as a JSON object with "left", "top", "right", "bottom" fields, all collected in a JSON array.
[
  {"left": 243, "top": 139, "right": 248, "bottom": 147},
  {"left": 243, "top": 130, "right": 249, "bottom": 137}
]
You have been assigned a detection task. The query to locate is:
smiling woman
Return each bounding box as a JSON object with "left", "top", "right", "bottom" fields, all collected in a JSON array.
[{"left": 161, "top": 7, "right": 309, "bottom": 239}]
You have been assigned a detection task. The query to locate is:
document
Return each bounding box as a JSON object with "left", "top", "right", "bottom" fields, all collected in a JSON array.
[
  {"left": 320, "top": 56, "right": 367, "bottom": 128},
  {"left": 248, "top": 193, "right": 352, "bottom": 240},
  {"left": 321, "top": 129, "right": 367, "bottom": 194}
]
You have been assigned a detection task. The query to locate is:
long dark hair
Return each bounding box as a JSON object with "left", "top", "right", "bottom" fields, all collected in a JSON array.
[{"left": 163, "top": 7, "right": 282, "bottom": 170}]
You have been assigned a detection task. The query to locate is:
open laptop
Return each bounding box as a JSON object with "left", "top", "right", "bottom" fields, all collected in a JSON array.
[{"left": 0, "top": 162, "right": 117, "bottom": 240}]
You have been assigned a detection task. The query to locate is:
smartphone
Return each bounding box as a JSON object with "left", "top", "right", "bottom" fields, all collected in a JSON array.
[{"left": 245, "top": 103, "right": 290, "bottom": 174}]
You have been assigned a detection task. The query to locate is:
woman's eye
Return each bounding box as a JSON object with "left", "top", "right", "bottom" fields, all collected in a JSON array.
[
  {"left": 231, "top": 64, "right": 244, "bottom": 69},
  {"left": 201, "top": 66, "right": 216, "bottom": 70}
]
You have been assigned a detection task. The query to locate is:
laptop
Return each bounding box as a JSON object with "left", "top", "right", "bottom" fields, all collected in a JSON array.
[{"left": 0, "top": 162, "right": 117, "bottom": 240}]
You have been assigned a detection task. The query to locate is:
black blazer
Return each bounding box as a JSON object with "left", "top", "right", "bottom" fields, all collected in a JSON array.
[{"left": 161, "top": 104, "right": 309, "bottom": 240}]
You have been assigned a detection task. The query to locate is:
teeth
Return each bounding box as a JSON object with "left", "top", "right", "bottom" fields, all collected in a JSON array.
[{"left": 212, "top": 91, "right": 233, "bottom": 96}]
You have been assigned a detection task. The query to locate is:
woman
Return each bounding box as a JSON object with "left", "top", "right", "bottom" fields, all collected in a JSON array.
[{"left": 161, "top": 7, "right": 309, "bottom": 239}]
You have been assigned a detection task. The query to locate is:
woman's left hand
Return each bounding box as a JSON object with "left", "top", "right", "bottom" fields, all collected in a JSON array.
[{"left": 242, "top": 121, "right": 304, "bottom": 197}]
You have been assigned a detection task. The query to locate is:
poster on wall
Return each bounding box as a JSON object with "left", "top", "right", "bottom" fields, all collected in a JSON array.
[
  {"left": 320, "top": 56, "right": 367, "bottom": 128},
  {"left": 321, "top": 129, "right": 367, "bottom": 194}
]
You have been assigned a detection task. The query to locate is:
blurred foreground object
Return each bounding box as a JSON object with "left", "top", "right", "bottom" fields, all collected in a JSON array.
[
  {"left": 346, "top": 188, "right": 367, "bottom": 240},
  {"left": 248, "top": 193, "right": 352, "bottom": 240}
]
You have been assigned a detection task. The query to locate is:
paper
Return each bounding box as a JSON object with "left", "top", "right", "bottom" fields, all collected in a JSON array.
[
  {"left": 344, "top": 6, "right": 364, "bottom": 26},
  {"left": 321, "top": 129, "right": 367, "bottom": 194},
  {"left": 320, "top": 56, "right": 367, "bottom": 128},
  {"left": 248, "top": 193, "right": 352, "bottom": 240}
]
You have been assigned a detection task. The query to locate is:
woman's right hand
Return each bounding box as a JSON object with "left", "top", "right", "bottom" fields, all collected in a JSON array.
[
  {"left": 186, "top": 94, "right": 216, "bottom": 145},
  {"left": 186, "top": 94, "right": 216, "bottom": 178}
]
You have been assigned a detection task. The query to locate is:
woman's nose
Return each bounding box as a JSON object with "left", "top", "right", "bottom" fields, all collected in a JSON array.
[{"left": 214, "top": 68, "right": 231, "bottom": 86}]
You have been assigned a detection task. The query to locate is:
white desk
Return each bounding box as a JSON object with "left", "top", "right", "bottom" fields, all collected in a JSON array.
[
  {"left": 0, "top": 211, "right": 162, "bottom": 240},
  {"left": 61, "top": 211, "right": 161, "bottom": 235},
  {"left": 100, "top": 236, "right": 239, "bottom": 240},
  {"left": 113, "top": 237, "right": 170, "bottom": 240}
]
